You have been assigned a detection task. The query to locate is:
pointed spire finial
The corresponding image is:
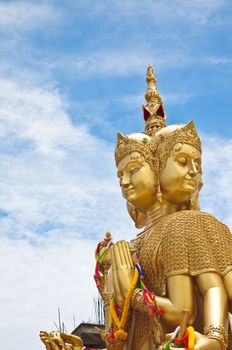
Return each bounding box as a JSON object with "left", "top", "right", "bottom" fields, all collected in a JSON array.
[{"left": 143, "top": 64, "right": 166, "bottom": 135}]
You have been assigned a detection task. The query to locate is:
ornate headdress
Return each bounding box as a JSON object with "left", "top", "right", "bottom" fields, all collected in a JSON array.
[
  {"left": 151, "top": 121, "right": 202, "bottom": 171},
  {"left": 115, "top": 65, "right": 203, "bottom": 224},
  {"left": 115, "top": 64, "right": 166, "bottom": 171},
  {"left": 143, "top": 64, "right": 166, "bottom": 135},
  {"left": 115, "top": 132, "right": 157, "bottom": 173},
  {"left": 115, "top": 65, "right": 201, "bottom": 171}
]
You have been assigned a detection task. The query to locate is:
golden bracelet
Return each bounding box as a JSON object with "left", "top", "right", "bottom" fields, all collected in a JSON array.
[{"left": 204, "top": 324, "right": 228, "bottom": 350}]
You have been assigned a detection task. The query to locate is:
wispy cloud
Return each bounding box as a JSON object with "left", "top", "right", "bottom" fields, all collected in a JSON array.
[
  {"left": 0, "top": 71, "right": 137, "bottom": 350},
  {"left": 0, "top": 72, "right": 135, "bottom": 242},
  {"left": 117, "top": 91, "right": 194, "bottom": 111},
  {"left": 78, "top": 0, "right": 229, "bottom": 25},
  {"left": 0, "top": 2, "right": 60, "bottom": 32},
  {"left": 201, "top": 133, "right": 232, "bottom": 227},
  {"left": 54, "top": 50, "right": 192, "bottom": 78},
  {"left": 0, "top": 1, "right": 231, "bottom": 349},
  {"left": 0, "top": 236, "right": 98, "bottom": 349},
  {"left": 0, "top": 72, "right": 231, "bottom": 350},
  {"left": 203, "top": 56, "right": 232, "bottom": 65}
]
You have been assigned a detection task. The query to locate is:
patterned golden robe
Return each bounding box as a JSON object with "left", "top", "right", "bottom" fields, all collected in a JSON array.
[{"left": 129, "top": 210, "right": 232, "bottom": 350}]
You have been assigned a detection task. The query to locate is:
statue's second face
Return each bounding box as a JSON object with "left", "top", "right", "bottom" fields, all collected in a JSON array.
[
  {"left": 160, "top": 143, "right": 202, "bottom": 205},
  {"left": 117, "top": 151, "right": 156, "bottom": 210}
]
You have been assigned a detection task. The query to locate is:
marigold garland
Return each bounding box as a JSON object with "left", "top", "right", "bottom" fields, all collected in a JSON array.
[
  {"left": 164, "top": 325, "right": 195, "bottom": 349},
  {"left": 135, "top": 263, "right": 163, "bottom": 317},
  {"left": 175, "top": 328, "right": 189, "bottom": 348},
  {"left": 187, "top": 326, "right": 195, "bottom": 349},
  {"left": 110, "top": 262, "right": 165, "bottom": 343},
  {"left": 114, "top": 329, "right": 128, "bottom": 340},
  {"left": 110, "top": 267, "right": 139, "bottom": 339}
]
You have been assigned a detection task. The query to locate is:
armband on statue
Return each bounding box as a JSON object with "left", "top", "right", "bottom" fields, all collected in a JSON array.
[
  {"left": 131, "top": 263, "right": 164, "bottom": 318},
  {"left": 204, "top": 324, "right": 228, "bottom": 350}
]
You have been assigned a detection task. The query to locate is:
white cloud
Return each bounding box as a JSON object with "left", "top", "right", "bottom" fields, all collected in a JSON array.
[
  {"left": 0, "top": 74, "right": 136, "bottom": 241},
  {"left": 82, "top": 0, "right": 228, "bottom": 25},
  {"left": 54, "top": 50, "right": 191, "bottom": 78},
  {"left": 0, "top": 71, "right": 137, "bottom": 350},
  {"left": 0, "top": 2, "right": 59, "bottom": 32},
  {"left": 0, "top": 32, "right": 231, "bottom": 350},
  {"left": 201, "top": 133, "right": 232, "bottom": 227},
  {"left": 0, "top": 236, "right": 98, "bottom": 350},
  {"left": 0, "top": 1, "right": 231, "bottom": 349},
  {"left": 204, "top": 56, "right": 232, "bottom": 65},
  {"left": 117, "top": 91, "right": 194, "bottom": 112}
]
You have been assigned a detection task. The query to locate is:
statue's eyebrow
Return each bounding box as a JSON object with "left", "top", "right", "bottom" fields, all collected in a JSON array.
[
  {"left": 117, "top": 160, "right": 142, "bottom": 177},
  {"left": 175, "top": 150, "right": 200, "bottom": 159}
]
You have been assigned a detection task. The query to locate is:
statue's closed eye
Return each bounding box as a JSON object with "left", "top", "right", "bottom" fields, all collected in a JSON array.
[
  {"left": 130, "top": 167, "right": 140, "bottom": 175},
  {"left": 177, "top": 157, "right": 187, "bottom": 166}
]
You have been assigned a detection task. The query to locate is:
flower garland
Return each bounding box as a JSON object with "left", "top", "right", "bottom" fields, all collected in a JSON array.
[
  {"left": 165, "top": 325, "right": 195, "bottom": 349},
  {"left": 110, "top": 267, "right": 139, "bottom": 340},
  {"left": 94, "top": 232, "right": 112, "bottom": 289},
  {"left": 110, "top": 262, "right": 164, "bottom": 343},
  {"left": 135, "top": 263, "right": 163, "bottom": 317}
]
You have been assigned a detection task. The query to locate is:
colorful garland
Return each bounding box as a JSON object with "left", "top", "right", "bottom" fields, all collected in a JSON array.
[
  {"left": 94, "top": 232, "right": 112, "bottom": 288},
  {"left": 110, "top": 262, "right": 164, "bottom": 344},
  {"left": 165, "top": 325, "right": 195, "bottom": 349},
  {"left": 110, "top": 267, "right": 139, "bottom": 340},
  {"left": 135, "top": 263, "right": 163, "bottom": 317}
]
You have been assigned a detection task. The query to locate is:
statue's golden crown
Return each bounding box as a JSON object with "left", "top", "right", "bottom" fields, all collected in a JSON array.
[
  {"left": 152, "top": 121, "right": 202, "bottom": 154},
  {"left": 115, "top": 132, "right": 154, "bottom": 169},
  {"left": 115, "top": 65, "right": 202, "bottom": 170}
]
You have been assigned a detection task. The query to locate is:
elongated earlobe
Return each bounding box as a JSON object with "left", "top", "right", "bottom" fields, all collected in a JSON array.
[
  {"left": 156, "top": 183, "right": 162, "bottom": 203},
  {"left": 126, "top": 202, "right": 146, "bottom": 228}
]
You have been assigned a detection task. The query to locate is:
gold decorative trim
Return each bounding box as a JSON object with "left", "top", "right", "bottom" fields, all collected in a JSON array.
[
  {"left": 204, "top": 324, "right": 228, "bottom": 350},
  {"left": 143, "top": 64, "right": 166, "bottom": 135}
]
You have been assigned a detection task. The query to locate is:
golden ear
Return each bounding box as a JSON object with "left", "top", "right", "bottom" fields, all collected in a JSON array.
[
  {"left": 156, "top": 183, "right": 162, "bottom": 204},
  {"left": 190, "top": 191, "right": 201, "bottom": 211},
  {"left": 126, "top": 202, "right": 146, "bottom": 228}
]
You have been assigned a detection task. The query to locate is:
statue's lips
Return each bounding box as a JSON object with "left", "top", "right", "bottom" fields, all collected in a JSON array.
[
  {"left": 124, "top": 187, "right": 135, "bottom": 195},
  {"left": 185, "top": 179, "right": 195, "bottom": 186},
  {"left": 183, "top": 179, "right": 196, "bottom": 190}
]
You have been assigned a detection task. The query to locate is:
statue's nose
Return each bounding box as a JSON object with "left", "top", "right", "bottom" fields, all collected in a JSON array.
[
  {"left": 121, "top": 172, "right": 130, "bottom": 186},
  {"left": 188, "top": 160, "right": 198, "bottom": 176}
]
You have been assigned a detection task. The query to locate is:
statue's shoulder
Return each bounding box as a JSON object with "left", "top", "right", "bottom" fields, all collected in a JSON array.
[
  {"left": 160, "top": 210, "right": 232, "bottom": 278},
  {"left": 165, "top": 210, "right": 230, "bottom": 232},
  {"left": 160, "top": 210, "right": 231, "bottom": 247}
]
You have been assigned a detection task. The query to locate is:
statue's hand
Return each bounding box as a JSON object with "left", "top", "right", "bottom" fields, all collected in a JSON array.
[
  {"left": 193, "top": 332, "right": 222, "bottom": 350},
  {"left": 40, "top": 331, "right": 53, "bottom": 350},
  {"left": 164, "top": 331, "right": 221, "bottom": 350},
  {"left": 39, "top": 331, "right": 83, "bottom": 350},
  {"left": 96, "top": 231, "right": 113, "bottom": 272},
  {"left": 98, "top": 245, "right": 112, "bottom": 271},
  {"left": 60, "top": 332, "right": 83, "bottom": 350},
  {"left": 111, "top": 240, "right": 134, "bottom": 307},
  {"left": 40, "top": 331, "right": 63, "bottom": 350}
]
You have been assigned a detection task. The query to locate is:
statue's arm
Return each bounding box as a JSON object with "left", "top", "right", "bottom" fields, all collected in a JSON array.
[
  {"left": 196, "top": 272, "right": 228, "bottom": 350},
  {"left": 158, "top": 274, "right": 196, "bottom": 325},
  {"left": 132, "top": 273, "right": 228, "bottom": 350},
  {"left": 131, "top": 274, "right": 195, "bottom": 326},
  {"left": 223, "top": 270, "right": 232, "bottom": 313}
]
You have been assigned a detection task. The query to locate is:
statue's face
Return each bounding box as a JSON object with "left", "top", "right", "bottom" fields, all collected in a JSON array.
[
  {"left": 117, "top": 151, "right": 156, "bottom": 210},
  {"left": 160, "top": 143, "right": 202, "bottom": 205}
]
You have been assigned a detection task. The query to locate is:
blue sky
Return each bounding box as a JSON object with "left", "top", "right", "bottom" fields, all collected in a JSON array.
[{"left": 0, "top": 1, "right": 232, "bottom": 349}]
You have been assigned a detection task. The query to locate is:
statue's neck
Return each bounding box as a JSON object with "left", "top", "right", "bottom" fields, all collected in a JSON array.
[
  {"left": 144, "top": 199, "right": 179, "bottom": 229},
  {"left": 161, "top": 200, "right": 179, "bottom": 216},
  {"left": 144, "top": 202, "right": 162, "bottom": 229}
]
